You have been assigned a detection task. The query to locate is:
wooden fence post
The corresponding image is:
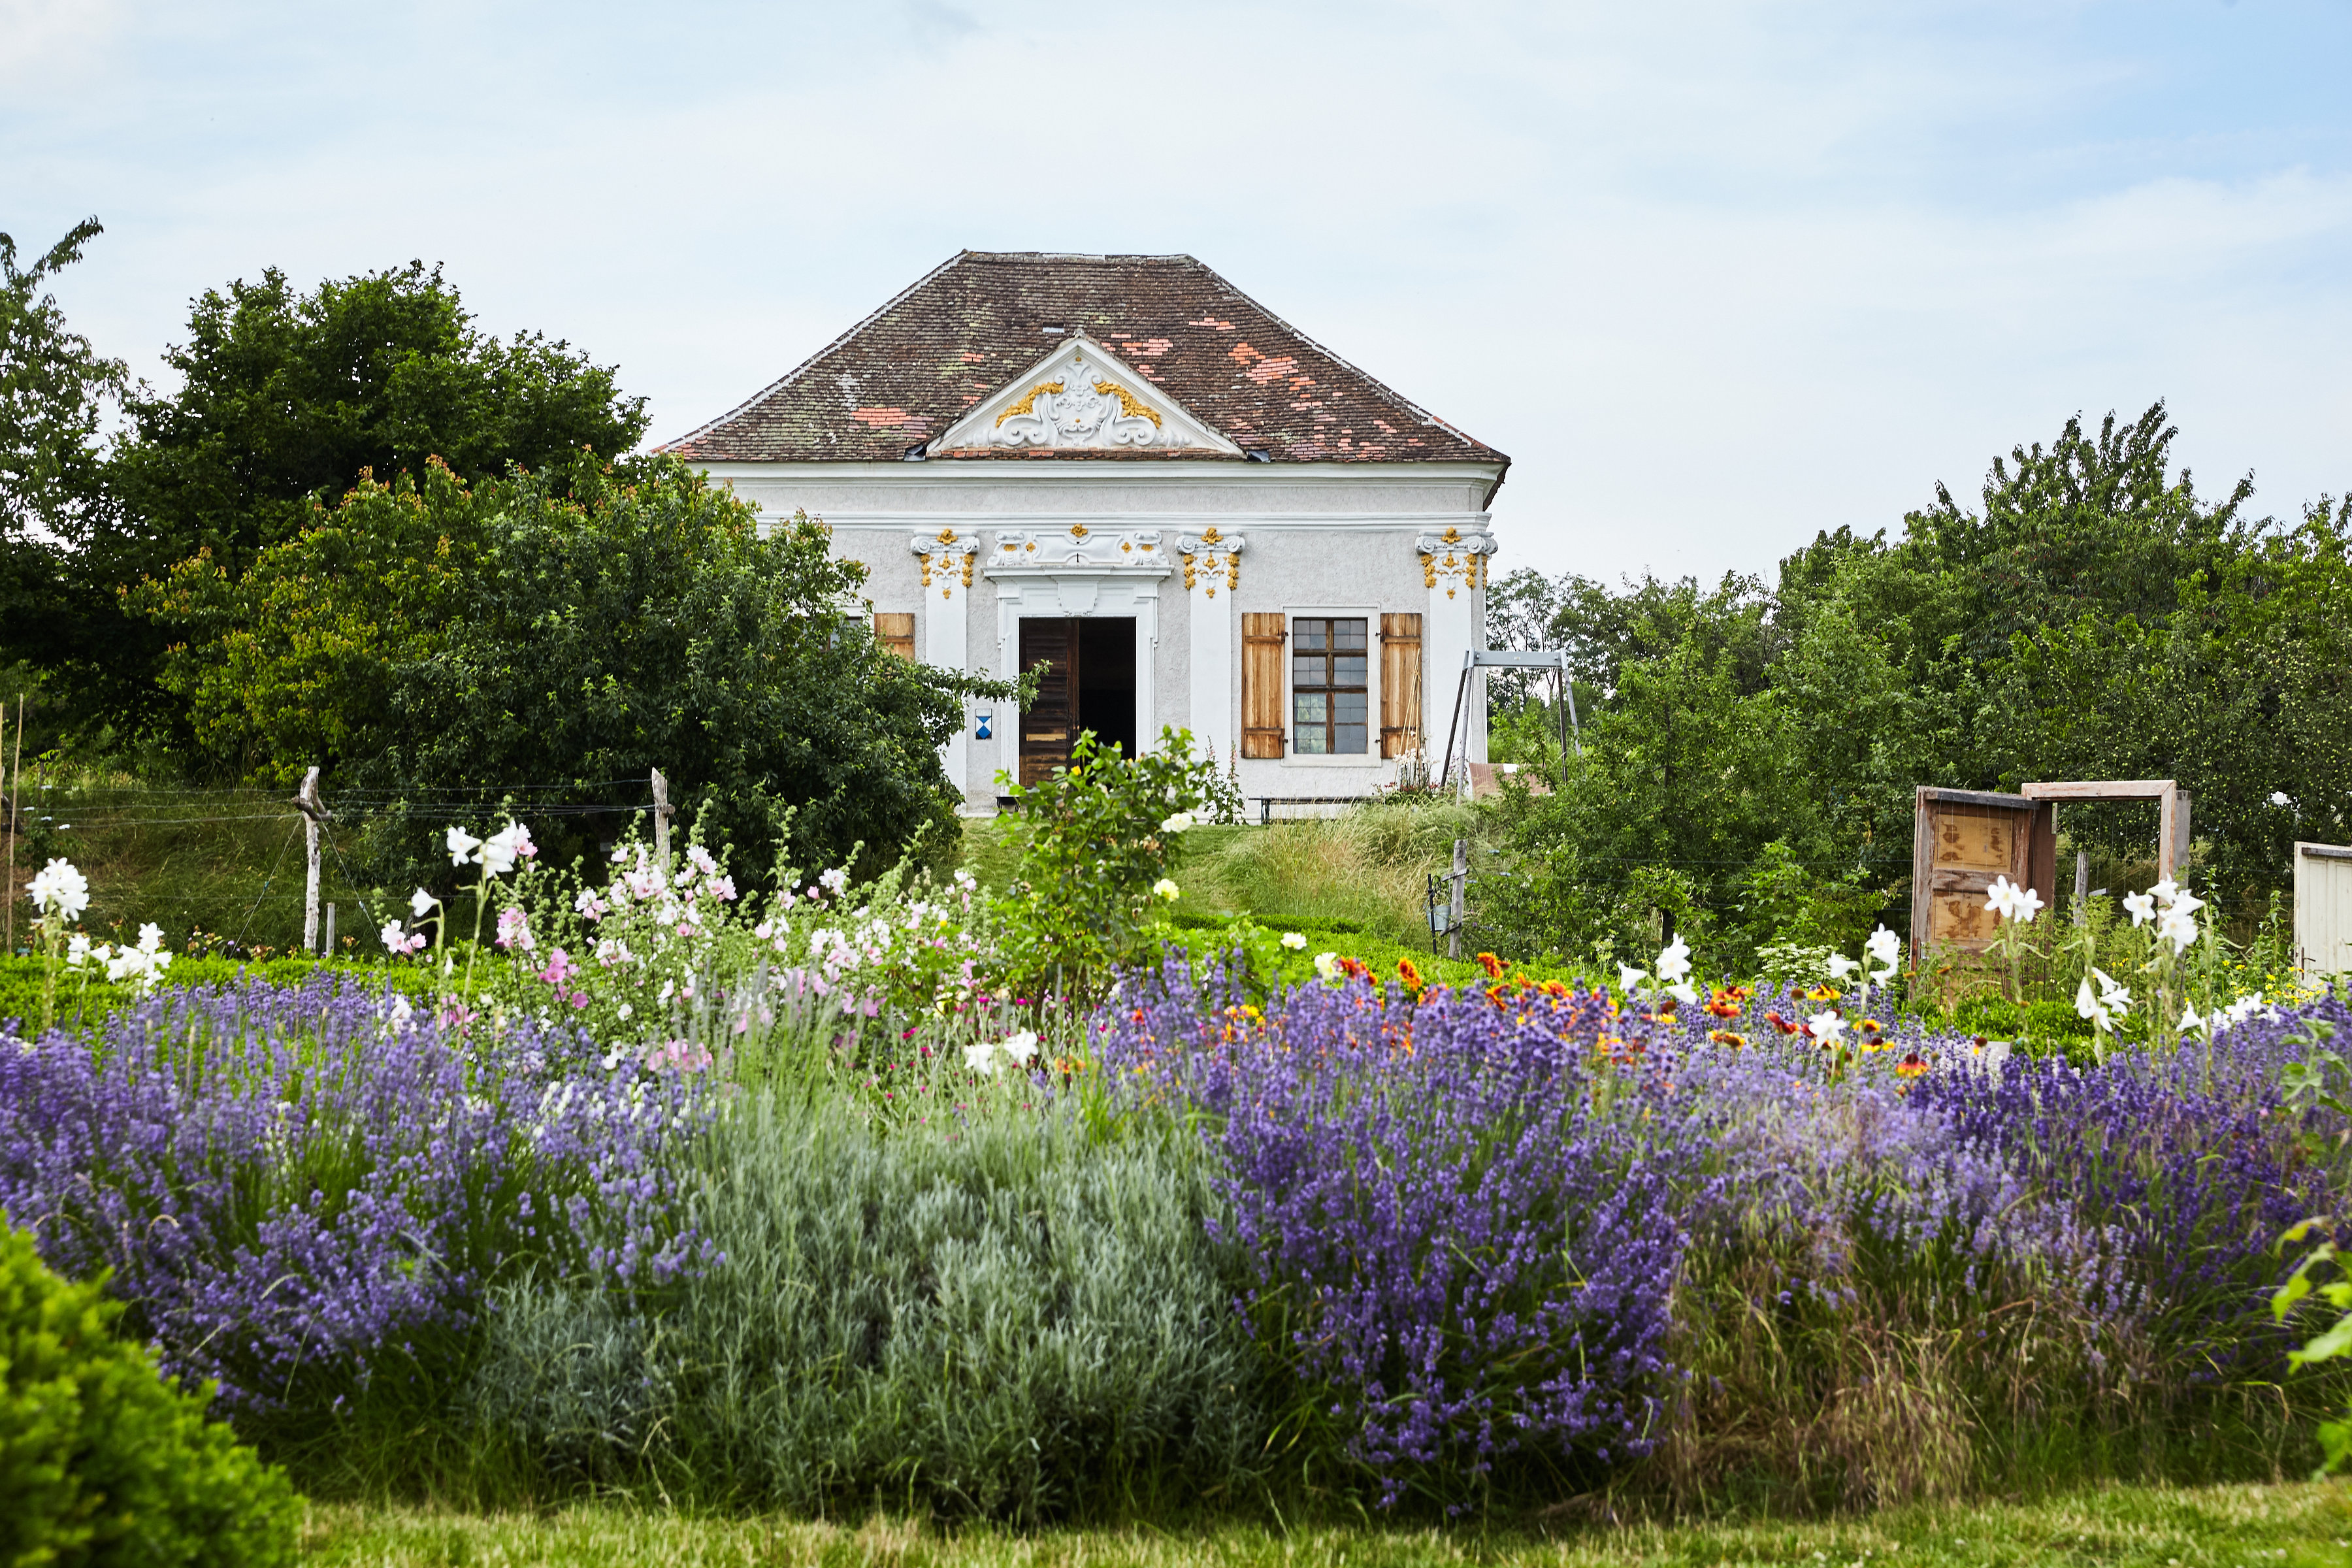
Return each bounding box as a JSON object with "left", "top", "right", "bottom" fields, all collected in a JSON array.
[
  {"left": 651, "top": 768, "right": 674, "bottom": 871},
  {"left": 293, "top": 767, "right": 328, "bottom": 955}
]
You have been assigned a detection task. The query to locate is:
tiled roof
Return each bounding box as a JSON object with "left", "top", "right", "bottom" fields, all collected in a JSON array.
[{"left": 661, "top": 252, "right": 1507, "bottom": 472}]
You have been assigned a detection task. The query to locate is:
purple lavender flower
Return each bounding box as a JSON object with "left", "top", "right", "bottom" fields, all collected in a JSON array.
[{"left": 0, "top": 973, "right": 710, "bottom": 1420}]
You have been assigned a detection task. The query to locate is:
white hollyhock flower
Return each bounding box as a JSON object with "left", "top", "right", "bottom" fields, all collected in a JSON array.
[
  {"left": 446, "top": 826, "right": 483, "bottom": 867},
  {"left": 27, "top": 858, "right": 89, "bottom": 921}
]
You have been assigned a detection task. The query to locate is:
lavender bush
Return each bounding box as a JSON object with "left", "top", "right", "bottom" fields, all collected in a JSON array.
[
  {"left": 0, "top": 973, "right": 709, "bottom": 1458},
  {"left": 1101, "top": 954, "right": 2352, "bottom": 1508},
  {"left": 1099, "top": 960, "right": 1695, "bottom": 1507}
]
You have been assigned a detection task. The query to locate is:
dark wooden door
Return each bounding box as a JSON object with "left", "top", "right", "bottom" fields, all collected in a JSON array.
[
  {"left": 1019, "top": 618, "right": 1077, "bottom": 786},
  {"left": 1908, "top": 786, "right": 2055, "bottom": 958}
]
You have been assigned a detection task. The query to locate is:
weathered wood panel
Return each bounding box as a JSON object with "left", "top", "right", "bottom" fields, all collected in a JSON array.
[
  {"left": 1378, "top": 613, "right": 1422, "bottom": 759},
  {"left": 1241, "top": 613, "right": 1287, "bottom": 759},
  {"left": 1909, "top": 787, "right": 2053, "bottom": 959}
]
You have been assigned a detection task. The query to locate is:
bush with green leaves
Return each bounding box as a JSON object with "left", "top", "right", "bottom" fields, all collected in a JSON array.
[
  {"left": 992, "top": 727, "right": 1217, "bottom": 993},
  {"left": 0, "top": 1223, "right": 299, "bottom": 1567}
]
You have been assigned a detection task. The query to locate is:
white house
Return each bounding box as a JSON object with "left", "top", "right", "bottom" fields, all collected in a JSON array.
[{"left": 664, "top": 251, "right": 1508, "bottom": 813}]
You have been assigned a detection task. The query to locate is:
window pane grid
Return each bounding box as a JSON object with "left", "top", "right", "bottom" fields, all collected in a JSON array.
[{"left": 1292, "top": 616, "right": 1369, "bottom": 756}]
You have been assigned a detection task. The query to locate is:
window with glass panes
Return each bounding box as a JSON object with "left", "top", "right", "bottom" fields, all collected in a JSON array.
[{"left": 1291, "top": 617, "right": 1368, "bottom": 754}]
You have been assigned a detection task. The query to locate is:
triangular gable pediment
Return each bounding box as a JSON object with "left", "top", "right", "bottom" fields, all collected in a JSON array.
[{"left": 925, "top": 333, "right": 1243, "bottom": 457}]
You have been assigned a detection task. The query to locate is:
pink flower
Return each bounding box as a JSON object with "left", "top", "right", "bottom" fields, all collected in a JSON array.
[
  {"left": 495, "top": 906, "right": 534, "bottom": 952},
  {"left": 538, "top": 948, "right": 578, "bottom": 986}
]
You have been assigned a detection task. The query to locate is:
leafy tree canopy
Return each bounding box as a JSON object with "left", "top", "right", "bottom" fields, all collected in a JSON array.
[
  {"left": 136, "top": 454, "right": 1021, "bottom": 890},
  {"left": 0, "top": 218, "right": 126, "bottom": 683},
  {"left": 1486, "top": 402, "right": 2332, "bottom": 965},
  {"left": 105, "top": 260, "right": 648, "bottom": 578}
]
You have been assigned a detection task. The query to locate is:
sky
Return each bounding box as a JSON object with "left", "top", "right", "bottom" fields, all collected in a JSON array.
[{"left": 5, "top": 0, "right": 2349, "bottom": 585}]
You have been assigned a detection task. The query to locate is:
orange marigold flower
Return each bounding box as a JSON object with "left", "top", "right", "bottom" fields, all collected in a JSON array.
[
  {"left": 1475, "top": 951, "right": 1507, "bottom": 979},
  {"left": 1707, "top": 1029, "right": 1748, "bottom": 1047}
]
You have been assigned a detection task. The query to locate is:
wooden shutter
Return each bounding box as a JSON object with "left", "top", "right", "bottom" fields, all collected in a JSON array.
[
  {"left": 874, "top": 612, "right": 916, "bottom": 661},
  {"left": 1379, "top": 613, "right": 1422, "bottom": 759},
  {"left": 1241, "top": 613, "right": 1286, "bottom": 759}
]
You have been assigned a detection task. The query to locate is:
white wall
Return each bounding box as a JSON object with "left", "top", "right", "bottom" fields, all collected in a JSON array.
[{"left": 706, "top": 460, "right": 1504, "bottom": 813}]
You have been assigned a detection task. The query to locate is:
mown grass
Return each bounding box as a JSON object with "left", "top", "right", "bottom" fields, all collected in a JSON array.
[{"left": 299, "top": 1483, "right": 2352, "bottom": 1566}]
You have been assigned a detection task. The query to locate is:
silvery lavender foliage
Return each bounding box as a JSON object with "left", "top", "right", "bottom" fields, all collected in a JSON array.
[
  {"left": 1100, "top": 959, "right": 1693, "bottom": 1506},
  {"left": 0, "top": 975, "right": 710, "bottom": 1418}
]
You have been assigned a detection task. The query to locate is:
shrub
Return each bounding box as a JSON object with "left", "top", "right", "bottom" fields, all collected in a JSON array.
[
  {"left": 0, "top": 1223, "right": 300, "bottom": 1567},
  {"left": 468, "top": 1090, "right": 1266, "bottom": 1520},
  {"left": 0, "top": 974, "right": 709, "bottom": 1478}
]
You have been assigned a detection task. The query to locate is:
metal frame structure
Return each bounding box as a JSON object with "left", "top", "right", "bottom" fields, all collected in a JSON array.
[{"left": 1436, "top": 649, "right": 1580, "bottom": 794}]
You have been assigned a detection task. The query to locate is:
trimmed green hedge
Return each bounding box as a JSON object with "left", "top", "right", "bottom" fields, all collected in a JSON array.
[{"left": 0, "top": 955, "right": 429, "bottom": 1036}]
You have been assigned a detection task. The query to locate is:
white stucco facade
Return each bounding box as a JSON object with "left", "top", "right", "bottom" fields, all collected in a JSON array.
[{"left": 699, "top": 459, "right": 1498, "bottom": 811}]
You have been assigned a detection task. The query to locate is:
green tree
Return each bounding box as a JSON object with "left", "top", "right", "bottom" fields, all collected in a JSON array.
[
  {"left": 107, "top": 261, "right": 647, "bottom": 576},
  {"left": 0, "top": 218, "right": 126, "bottom": 687},
  {"left": 141, "top": 452, "right": 1020, "bottom": 890}
]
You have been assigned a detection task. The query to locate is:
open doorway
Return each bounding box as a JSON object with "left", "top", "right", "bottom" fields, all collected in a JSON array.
[{"left": 1018, "top": 616, "right": 1136, "bottom": 785}]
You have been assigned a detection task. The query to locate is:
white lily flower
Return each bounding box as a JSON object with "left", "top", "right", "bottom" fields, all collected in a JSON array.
[
  {"left": 1655, "top": 934, "right": 1693, "bottom": 984},
  {"left": 2180, "top": 1004, "right": 2206, "bottom": 1032},
  {"left": 1617, "top": 963, "right": 1649, "bottom": 996},
  {"left": 1000, "top": 1031, "right": 1040, "bottom": 1067},
  {"left": 446, "top": 826, "right": 483, "bottom": 867},
  {"left": 2149, "top": 877, "right": 2180, "bottom": 903},
  {"left": 1985, "top": 875, "right": 2043, "bottom": 924},
  {"left": 1665, "top": 979, "right": 1700, "bottom": 1006},
  {"left": 480, "top": 821, "right": 529, "bottom": 877},
  {"left": 1313, "top": 951, "right": 1341, "bottom": 981},
  {"left": 65, "top": 932, "right": 93, "bottom": 970},
  {"left": 136, "top": 923, "right": 165, "bottom": 954},
  {"left": 2158, "top": 906, "right": 2200, "bottom": 955},
  {"left": 2122, "top": 890, "right": 2155, "bottom": 926},
  {"left": 2074, "top": 977, "right": 2112, "bottom": 1032},
  {"left": 962, "top": 1039, "right": 999, "bottom": 1075},
  {"left": 1825, "top": 953, "right": 1861, "bottom": 980},
  {"left": 1864, "top": 925, "right": 1902, "bottom": 974},
  {"left": 411, "top": 887, "right": 436, "bottom": 917},
  {"left": 27, "top": 858, "right": 90, "bottom": 921},
  {"left": 1809, "top": 1011, "right": 1846, "bottom": 1047}
]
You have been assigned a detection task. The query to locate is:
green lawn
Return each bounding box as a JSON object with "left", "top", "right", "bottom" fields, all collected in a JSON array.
[{"left": 302, "top": 1484, "right": 2352, "bottom": 1566}]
